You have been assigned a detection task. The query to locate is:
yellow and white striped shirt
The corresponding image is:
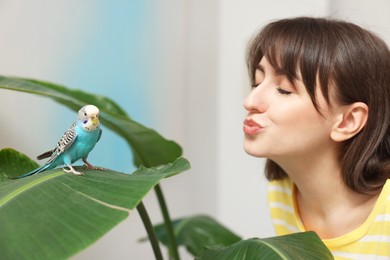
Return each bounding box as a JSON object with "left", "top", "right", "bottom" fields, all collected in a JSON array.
[{"left": 268, "top": 178, "right": 390, "bottom": 259}]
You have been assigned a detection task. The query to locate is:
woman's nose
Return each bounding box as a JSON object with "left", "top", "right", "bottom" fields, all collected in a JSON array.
[{"left": 243, "top": 86, "right": 267, "bottom": 113}]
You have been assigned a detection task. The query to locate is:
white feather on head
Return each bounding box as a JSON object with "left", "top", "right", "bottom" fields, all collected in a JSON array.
[
  {"left": 78, "top": 105, "right": 100, "bottom": 131},
  {"left": 78, "top": 105, "right": 99, "bottom": 119}
]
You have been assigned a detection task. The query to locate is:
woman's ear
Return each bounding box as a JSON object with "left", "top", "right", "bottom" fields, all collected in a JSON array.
[{"left": 330, "top": 102, "right": 368, "bottom": 142}]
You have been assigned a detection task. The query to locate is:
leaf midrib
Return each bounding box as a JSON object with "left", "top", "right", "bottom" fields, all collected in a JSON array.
[
  {"left": 0, "top": 171, "right": 65, "bottom": 207},
  {"left": 257, "top": 240, "right": 288, "bottom": 260}
]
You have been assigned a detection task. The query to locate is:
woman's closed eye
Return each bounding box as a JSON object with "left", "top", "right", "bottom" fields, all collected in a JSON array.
[{"left": 276, "top": 87, "right": 293, "bottom": 95}]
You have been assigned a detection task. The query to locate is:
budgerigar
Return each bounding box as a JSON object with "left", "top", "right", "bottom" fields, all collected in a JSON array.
[{"left": 15, "top": 105, "right": 103, "bottom": 178}]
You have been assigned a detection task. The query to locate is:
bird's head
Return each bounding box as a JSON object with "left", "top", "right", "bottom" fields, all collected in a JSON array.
[{"left": 78, "top": 105, "right": 100, "bottom": 131}]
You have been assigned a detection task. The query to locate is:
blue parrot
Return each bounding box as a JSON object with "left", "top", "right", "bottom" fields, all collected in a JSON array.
[{"left": 15, "top": 105, "right": 103, "bottom": 178}]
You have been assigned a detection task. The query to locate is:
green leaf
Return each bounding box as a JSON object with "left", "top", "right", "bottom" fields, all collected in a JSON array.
[
  {"left": 154, "top": 215, "right": 242, "bottom": 256},
  {"left": 0, "top": 148, "right": 39, "bottom": 180},
  {"left": 0, "top": 148, "right": 190, "bottom": 259},
  {"left": 0, "top": 76, "right": 182, "bottom": 167},
  {"left": 196, "top": 232, "right": 334, "bottom": 260}
]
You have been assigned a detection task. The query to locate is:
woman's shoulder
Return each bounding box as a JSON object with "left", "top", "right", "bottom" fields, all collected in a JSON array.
[
  {"left": 377, "top": 179, "right": 390, "bottom": 211},
  {"left": 382, "top": 179, "right": 390, "bottom": 191}
]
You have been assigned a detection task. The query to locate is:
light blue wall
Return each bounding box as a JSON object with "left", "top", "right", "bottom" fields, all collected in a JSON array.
[
  {"left": 56, "top": 2, "right": 153, "bottom": 173},
  {"left": 0, "top": 1, "right": 154, "bottom": 173}
]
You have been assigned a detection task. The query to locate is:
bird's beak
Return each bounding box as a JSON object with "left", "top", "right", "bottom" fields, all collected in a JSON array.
[{"left": 91, "top": 115, "right": 99, "bottom": 126}]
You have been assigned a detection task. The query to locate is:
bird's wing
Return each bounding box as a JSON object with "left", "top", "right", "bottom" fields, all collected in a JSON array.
[
  {"left": 97, "top": 128, "right": 103, "bottom": 143},
  {"left": 39, "top": 121, "right": 78, "bottom": 163}
]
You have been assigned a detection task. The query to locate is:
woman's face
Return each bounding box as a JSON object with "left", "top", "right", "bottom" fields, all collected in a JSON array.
[{"left": 243, "top": 57, "right": 339, "bottom": 162}]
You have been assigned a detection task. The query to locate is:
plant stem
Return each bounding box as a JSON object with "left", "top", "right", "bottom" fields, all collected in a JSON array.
[
  {"left": 137, "top": 201, "right": 164, "bottom": 260},
  {"left": 154, "top": 184, "right": 180, "bottom": 260}
]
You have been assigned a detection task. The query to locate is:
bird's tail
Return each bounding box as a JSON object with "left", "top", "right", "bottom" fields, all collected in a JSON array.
[{"left": 11, "top": 164, "right": 53, "bottom": 179}]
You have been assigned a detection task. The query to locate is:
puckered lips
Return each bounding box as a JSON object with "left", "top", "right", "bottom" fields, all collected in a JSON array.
[{"left": 243, "top": 118, "right": 264, "bottom": 136}]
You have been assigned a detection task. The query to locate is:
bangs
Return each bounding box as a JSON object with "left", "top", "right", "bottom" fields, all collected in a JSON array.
[{"left": 246, "top": 17, "right": 335, "bottom": 110}]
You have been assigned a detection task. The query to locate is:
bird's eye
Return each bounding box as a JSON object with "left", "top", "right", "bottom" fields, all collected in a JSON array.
[
  {"left": 84, "top": 113, "right": 87, "bottom": 116},
  {"left": 83, "top": 120, "right": 88, "bottom": 124}
]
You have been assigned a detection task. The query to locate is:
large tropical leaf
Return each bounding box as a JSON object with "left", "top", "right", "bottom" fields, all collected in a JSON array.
[
  {"left": 154, "top": 215, "right": 333, "bottom": 259},
  {"left": 0, "top": 148, "right": 39, "bottom": 180},
  {"left": 0, "top": 148, "right": 190, "bottom": 259},
  {"left": 0, "top": 76, "right": 182, "bottom": 167},
  {"left": 196, "top": 232, "right": 333, "bottom": 260},
  {"left": 154, "top": 215, "right": 242, "bottom": 256}
]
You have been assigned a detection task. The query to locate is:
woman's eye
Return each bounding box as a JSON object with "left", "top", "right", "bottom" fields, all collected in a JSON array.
[{"left": 276, "top": 87, "right": 292, "bottom": 95}]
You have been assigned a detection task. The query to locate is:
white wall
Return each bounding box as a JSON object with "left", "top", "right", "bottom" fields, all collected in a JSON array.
[{"left": 329, "top": 0, "right": 390, "bottom": 44}]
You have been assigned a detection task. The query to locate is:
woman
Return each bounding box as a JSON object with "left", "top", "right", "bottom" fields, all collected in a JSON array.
[{"left": 243, "top": 17, "right": 390, "bottom": 258}]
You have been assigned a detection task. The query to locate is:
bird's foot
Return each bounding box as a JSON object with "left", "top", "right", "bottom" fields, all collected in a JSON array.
[
  {"left": 84, "top": 164, "right": 106, "bottom": 171},
  {"left": 83, "top": 159, "right": 106, "bottom": 171},
  {"left": 62, "top": 165, "right": 84, "bottom": 176}
]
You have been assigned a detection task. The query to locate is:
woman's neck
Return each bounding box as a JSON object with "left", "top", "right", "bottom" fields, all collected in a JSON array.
[{"left": 274, "top": 149, "right": 380, "bottom": 239}]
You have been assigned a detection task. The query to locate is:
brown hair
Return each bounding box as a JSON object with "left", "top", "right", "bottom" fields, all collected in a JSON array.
[{"left": 246, "top": 17, "right": 390, "bottom": 194}]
